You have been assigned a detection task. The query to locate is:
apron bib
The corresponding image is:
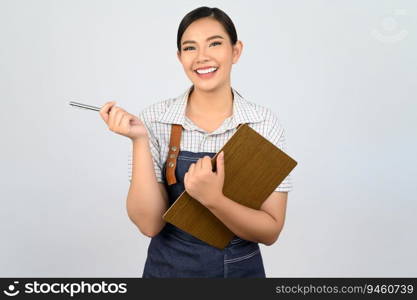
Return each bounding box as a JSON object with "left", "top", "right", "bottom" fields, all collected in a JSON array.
[{"left": 142, "top": 124, "right": 266, "bottom": 278}]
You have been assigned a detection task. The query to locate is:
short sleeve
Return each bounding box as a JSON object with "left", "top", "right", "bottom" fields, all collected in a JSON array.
[
  {"left": 128, "top": 111, "right": 165, "bottom": 184},
  {"left": 268, "top": 118, "right": 293, "bottom": 193}
]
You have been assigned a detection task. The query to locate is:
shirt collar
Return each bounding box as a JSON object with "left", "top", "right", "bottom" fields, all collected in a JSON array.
[{"left": 158, "top": 85, "right": 264, "bottom": 132}]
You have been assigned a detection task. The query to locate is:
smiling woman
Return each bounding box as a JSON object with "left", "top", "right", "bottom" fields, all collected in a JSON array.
[
  {"left": 176, "top": 10, "right": 242, "bottom": 101},
  {"left": 122, "top": 6, "right": 293, "bottom": 278}
]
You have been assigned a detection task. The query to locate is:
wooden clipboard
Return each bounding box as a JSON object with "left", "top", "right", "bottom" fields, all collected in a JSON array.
[{"left": 162, "top": 123, "right": 297, "bottom": 249}]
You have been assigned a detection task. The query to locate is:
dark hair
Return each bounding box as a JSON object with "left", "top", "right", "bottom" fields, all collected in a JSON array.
[{"left": 177, "top": 6, "right": 238, "bottom": 52}]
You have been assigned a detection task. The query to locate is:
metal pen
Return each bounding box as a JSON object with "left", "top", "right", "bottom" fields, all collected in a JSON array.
[{"left": 68, "top": 101, "right": 102, "bottom": 112}]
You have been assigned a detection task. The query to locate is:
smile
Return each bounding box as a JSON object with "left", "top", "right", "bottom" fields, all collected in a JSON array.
[{"left": 194, "top": 67, "right": 218, "bottom": 79}]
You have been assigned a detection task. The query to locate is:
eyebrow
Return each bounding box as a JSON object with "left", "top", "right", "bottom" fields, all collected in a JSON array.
[{"left": 182, "top": 35, "right": 224, "bottom": 46}]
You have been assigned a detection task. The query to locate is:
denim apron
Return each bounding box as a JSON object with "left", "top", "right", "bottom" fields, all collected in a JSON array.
[{"left": 142, "top": 127, "right": 266, "bottom": 278}]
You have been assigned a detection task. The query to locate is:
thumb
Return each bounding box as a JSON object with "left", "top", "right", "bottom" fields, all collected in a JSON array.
[{"left": 216, "top": 151, "right": 225, "bottom": 178}]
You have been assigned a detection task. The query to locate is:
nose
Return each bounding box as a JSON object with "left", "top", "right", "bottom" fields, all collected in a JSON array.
[{"left": 196, "top": 47, "right": 210, "bottom": 64}]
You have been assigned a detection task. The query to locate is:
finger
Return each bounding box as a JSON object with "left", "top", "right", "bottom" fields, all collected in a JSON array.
[
  {"left": 189, "top": 163, "right": 195, "bottom": 174},
  {"left": 202, "top": 156, "right": 212, "bottom": 170},
  {"left": 99, "top": 101, "right": 114, "bottom": 115},
  {"left": 216, "top": 151, "right": 225, "bottom": 176},
  {"left": 99, "top": 101, "right": 116, "bottom": 123},
  {"left": 109, "top": 105, "right": 121, "bottom": 129},
  {"left": 106, "top": 102, "right": 118, "bottom": 126},
  {"left": 120, "top": 113, "right": 131, "bottom": 133},
  {"left": 115, "top": 110, "right": 126, "bottom": 129},
  {"left": 100, "top": 100, "right": 115, "bottom": 110},
  {"left": 197, "top": 158, "right": 203, "bottom": 169}
]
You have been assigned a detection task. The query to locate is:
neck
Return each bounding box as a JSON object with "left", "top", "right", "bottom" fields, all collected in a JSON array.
[{"left": 186, "top": 84, "right": 233, "bottom": 119}]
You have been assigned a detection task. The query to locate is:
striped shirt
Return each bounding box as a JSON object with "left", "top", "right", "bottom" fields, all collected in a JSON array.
[{"left": 128, "top": 86, "right": 293, "bottom": 193}]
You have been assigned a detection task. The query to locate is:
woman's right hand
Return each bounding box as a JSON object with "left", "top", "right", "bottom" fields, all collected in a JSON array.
[{"left": 99, "top": 101, "right": 148, "bottom": 141}]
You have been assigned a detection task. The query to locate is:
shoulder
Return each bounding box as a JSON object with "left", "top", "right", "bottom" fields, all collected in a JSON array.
[
  {"left": 241, "top": 96, "right": 285, "bottom": 136},
  {"left": 135, "top": 97, "right": 177, "bottom": 142},
  {"left": 252, "top": 101, "right": 282, "bottom": 125},
  {"left": 137, "top": 97, "right": 174, "bottom": 123}
]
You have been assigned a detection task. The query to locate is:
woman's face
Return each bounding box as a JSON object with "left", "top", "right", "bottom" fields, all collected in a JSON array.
[{"left": 177, "top": 17, "right": 243, "bottom": 93}]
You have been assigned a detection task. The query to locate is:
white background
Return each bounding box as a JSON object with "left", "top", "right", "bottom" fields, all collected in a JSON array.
[{"left": 1, "top": 0, "right": 416, "bottom": 277}]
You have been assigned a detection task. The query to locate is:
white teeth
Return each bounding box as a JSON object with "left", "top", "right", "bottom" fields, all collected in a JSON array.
[{"left": 196, "top": 67, "right": 217, "bottom": 74}]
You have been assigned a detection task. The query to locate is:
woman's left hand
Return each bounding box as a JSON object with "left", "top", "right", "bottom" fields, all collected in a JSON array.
[{"left": 184, "top": 151, "right": 225, "bottom": 207}]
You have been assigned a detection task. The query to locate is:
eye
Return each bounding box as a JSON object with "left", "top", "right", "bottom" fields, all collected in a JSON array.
[
  {"left": 183, "top": 46, "right": 195, "bottom": 51},
  {"left": 183, "top": 41, "right": 221, "bottom": 51},
  {"left": 210, "top": 41, "right": 222, "bottom": 47}
]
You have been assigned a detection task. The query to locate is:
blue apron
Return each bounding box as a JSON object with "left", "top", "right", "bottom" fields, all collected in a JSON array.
[{"left": 141, "top": 150, "right": 266, "bottom": 278}]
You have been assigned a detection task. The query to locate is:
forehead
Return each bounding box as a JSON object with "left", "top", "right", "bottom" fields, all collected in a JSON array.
[{"left": 181, "top": 17, "right": 229, "bottom": 42}]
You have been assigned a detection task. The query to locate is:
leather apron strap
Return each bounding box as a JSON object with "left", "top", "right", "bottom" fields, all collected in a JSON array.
[
  {"left": 165, "top": 122, "right": 246, "bottom": 186},
  {"left": 165, "top": 124, "right": 182, "bottom": 185}
]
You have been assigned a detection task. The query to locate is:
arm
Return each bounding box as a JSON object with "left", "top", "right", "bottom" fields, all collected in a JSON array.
[
  {"left": 205, "top": 191, "right": 288, "bottom": 246},
  {"left": 126, "top": 137, "right": 169, "bottom": 237}
]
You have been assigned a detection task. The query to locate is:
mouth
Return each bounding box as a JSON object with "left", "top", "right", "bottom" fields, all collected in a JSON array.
[{"left": 194, "top": 66, "right": 219, "bottom": 79}]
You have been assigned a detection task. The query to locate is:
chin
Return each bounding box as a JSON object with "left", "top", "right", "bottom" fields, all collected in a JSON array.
[
  {"left": 192, "top": 81, "right": 225, "bottom": 93},
  {"left": 195, "top": 85, "right": 218, "bottom": 93}
]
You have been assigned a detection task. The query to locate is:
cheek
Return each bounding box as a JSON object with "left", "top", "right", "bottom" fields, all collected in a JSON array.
[
  {"left": 217, "top": 53, "right": 233, "bottom": 69},
  {"left": 179, "top": 56, "right": 193, "bottom": 70},
  {"left": 219, "top": 60, "right": 233, "bottom": 75}
]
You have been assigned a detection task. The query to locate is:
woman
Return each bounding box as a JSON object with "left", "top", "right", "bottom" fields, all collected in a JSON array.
[{"left": 99, "top": 6, "right": 292, "bottom": 278}]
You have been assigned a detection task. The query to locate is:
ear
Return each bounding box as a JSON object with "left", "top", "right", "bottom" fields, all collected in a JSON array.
[
  {"left": 177, "top": 50, "right": 181, "bottom": 63},
  {"left": 232, "top": 40, "right": 243, "bottom": 64}
]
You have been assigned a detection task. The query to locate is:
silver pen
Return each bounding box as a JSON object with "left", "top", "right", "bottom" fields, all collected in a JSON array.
[{"left": 69, "top": 101, "right": 102, "bottom": 112}]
